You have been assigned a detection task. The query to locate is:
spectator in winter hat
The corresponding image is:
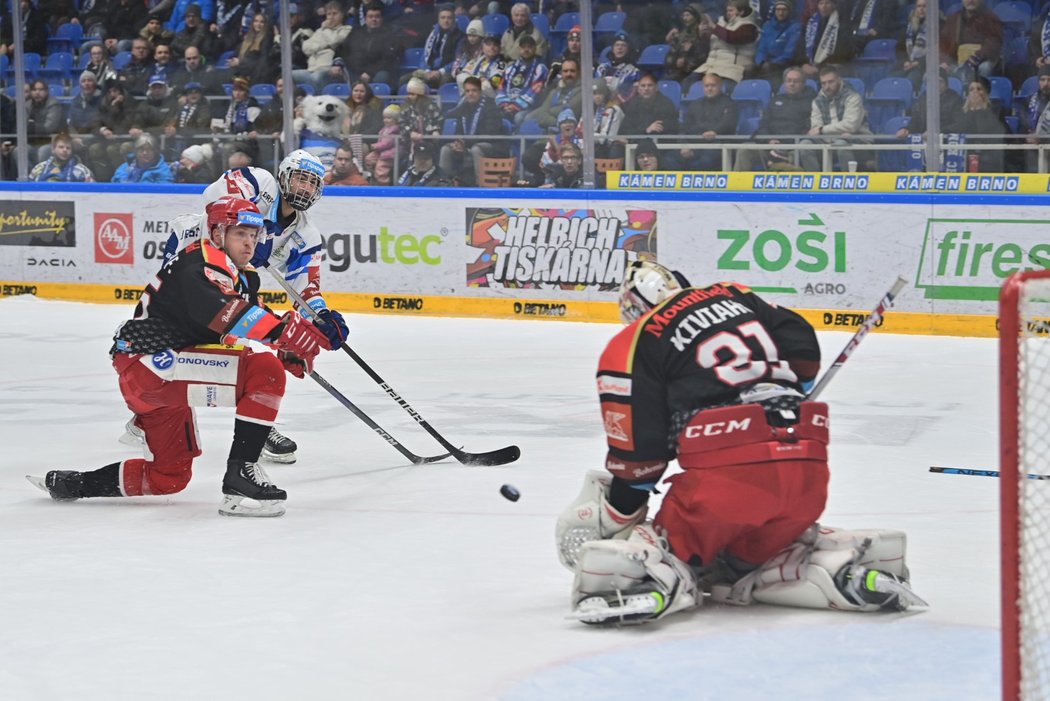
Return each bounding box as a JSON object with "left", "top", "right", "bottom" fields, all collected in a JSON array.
[
  {"left": 176, "top": 143, "right": 215, "bottom": 183},
  {"left": 112, "top": 133, "right": 174, "bottom": 183},
  {"left": 548, "top": 24, "right": 583, "bottom": 86},
  {"left": 634, "top": 138, "right": 661, "bottom": 171}
]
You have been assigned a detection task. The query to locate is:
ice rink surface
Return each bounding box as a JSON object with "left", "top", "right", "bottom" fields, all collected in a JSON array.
[{"left": 0, "top": 297, "right": 1002, "bottom": 700}]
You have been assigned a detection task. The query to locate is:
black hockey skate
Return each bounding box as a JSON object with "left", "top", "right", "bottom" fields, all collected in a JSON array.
[
  {"left": 25, "top": 471, "right": 85, "bottom": 501},
  {"left": 260, "top": 427, "right": 297, "bottom": 464},
  {"left": 219, "top": 460, "right": 287, "bottom": 518}
]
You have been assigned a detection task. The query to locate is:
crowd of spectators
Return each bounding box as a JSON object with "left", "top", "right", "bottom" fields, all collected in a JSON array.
[{"left": 0, "top": 0, "right": 1048, "bottom": 187}]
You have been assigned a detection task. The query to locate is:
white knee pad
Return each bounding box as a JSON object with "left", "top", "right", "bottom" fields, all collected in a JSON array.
[{"left": 715, "top": 526, "right": 925, "bottom": 612}]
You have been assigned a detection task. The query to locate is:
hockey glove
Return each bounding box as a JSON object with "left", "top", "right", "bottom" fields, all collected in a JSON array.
[
  {"left": 313, "top": 308, "right": 348, "bottom": 349},
  {"left": 274, "top": 311, "right": 331, "bottom": 376},
  {"left": 279, "top": 351, "right": 309, "bottom": 379}
]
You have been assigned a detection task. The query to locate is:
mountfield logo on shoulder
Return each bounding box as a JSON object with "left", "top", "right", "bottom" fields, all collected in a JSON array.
[
  {"left": 642, "top": 286, "right": 733, "bottom": 337},
  {"left": 596, "top": 374, "right": 632, "bottom": 397}
]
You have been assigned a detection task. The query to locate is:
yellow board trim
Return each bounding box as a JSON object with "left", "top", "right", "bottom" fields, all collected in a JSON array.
[{"left": 0, "top": 280, "right": 1001, "bottom": 337}]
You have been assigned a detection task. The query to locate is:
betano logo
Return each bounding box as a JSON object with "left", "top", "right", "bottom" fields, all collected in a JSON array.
[{"left": 916, "top": 219, "right": 1050, "bottom": 301}]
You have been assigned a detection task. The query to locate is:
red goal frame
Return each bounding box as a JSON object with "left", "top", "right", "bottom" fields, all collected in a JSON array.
[{"left": 1000, "top": 269, "right": 1050, "bottom": 701}]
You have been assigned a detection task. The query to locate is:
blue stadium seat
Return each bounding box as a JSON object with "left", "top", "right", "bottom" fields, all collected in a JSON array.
[
  {"left": 40, "top": 52, "right": 75, "bottom": 84},
  {"left": 994, "top": 1, "right": 1033, "bottom": 37},
  {"left": 739, "top": 115, "right": 761, "bottom": 136},
  {"left": 482, "top": 14, "right": 510, "bottom": 39},
  {"left": 730, "top": 79, "right": 772, "bottom": 109},
  {"left": 636, "top": 44, "right": 670, "bottom": 75},
  {"left": 438, "top": 81, "right": 461, "bottom": 110},
  {"left": 853, "top": 38, "right": 898, "bottom": 87},
  {"left": 46, "top": 22, "right": 84, "bottom": 55},
  {"left": 369, "top": 82, "right": 391, "bottom": 97},
  {"left": 531, "top": 13, "right": 550, "bottom": 39},
  {"left": 1004, "top": 35, "right": 1030, "bottom": 70},
  {"left": 866, "top": 77, "right": 914, "bottom": 133},
  {"left": 843, "top": 76, "right": 867, "bottom": 97},
  {"left": 594, "top": 11, "right": 626, "bottom": 35},
  {"left": 322, "top": 83, "right": 351, "bottom": 98},
  {"left": 456, "top": 15, "right": 469, "bottom": 32},
  {"left": 442, "top": 117, "right": 457, "bottom": 136},
  {"left": 250, "top": 83, "right": 277, "bottom": 103},
  {"left": 988, "top": 75, "right": 1013, "bottom": 112},
  {"left": 5, "top": 52, "right": 41, "bottom": 81},
  {"left": 78, "top": 52, "right": 92, "bottom": 71},
  {"left": 1005, "top": 115, "right": 1020, "bottom": 133},
  {"left": 683, "top": 80, "right": 705, "bottom": 102},
  {"left": 215, "top": 50, "right": 236, "bottom": 70},
  {"left": 658, "top": 79, "right": 682, "bottom": 108},
  {"left": 112, "top": 51, "right": 133, "bottom": 71},
  {"left": 878, "top": 116, "right": 914, "bottom": 172},
  {"left": 550, "top": 12, "right": 581, "bottom": 56},
  {"left": 400, "top": 47, "right": 425, "bottom": 71},
  {"left": 517, "top": 118, "right": 546, "bottom": 136}
]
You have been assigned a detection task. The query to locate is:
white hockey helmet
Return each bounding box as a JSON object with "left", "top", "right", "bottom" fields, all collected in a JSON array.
[
  {"left": 202, "top": 167, "right": 279, "bottom": 221},
  {"left": 278, "top": 149, "right": 325, "bottom": 211},
  {"left": 619, "top": 260, "right": 688, "bottom": 324}
]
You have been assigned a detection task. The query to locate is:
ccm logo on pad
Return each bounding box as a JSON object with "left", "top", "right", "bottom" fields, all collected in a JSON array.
[{"left": 684, "top": 418, "right": 752, "bottom": 438}]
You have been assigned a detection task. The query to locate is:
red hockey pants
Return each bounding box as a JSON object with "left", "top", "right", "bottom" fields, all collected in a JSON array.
[{"left": 113, "top": 345, "right": 285, "bottom": 496}]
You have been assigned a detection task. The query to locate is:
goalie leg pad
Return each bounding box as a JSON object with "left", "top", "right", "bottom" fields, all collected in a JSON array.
[
  {"left": 570, "top": 524, "right": 700, "bottom": 625},
  {"left": 714, "top": 526, "right": 927, "bottom": 612},
  {"left": 555, "top": 470, "right": 647, "bottom": 571}
]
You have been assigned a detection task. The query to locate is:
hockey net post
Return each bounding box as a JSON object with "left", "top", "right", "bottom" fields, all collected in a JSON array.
[{"left": 1000, "top": 269, "right": 1050, "bottom": 701}]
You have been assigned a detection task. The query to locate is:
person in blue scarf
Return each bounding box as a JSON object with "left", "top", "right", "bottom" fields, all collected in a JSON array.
[{"left": 29, "top": 134, "right": 96, "bottom": 182}]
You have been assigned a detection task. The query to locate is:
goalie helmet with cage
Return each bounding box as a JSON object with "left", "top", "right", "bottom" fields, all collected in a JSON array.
[
  {"left": 206, "top": 196, "right": 266, "bottom": 244},
  {"left": 278, "top": 149, "right": 325, "bottom": 211},
  {"left": 619, "top": 260, "right": 691, "bottom": 323}
]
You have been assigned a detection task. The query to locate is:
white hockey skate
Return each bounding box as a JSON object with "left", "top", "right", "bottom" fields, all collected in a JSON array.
[
  {"left": 118, "top": 418, "right": 145, "bottom": 447},
  {"left": 219, "top": 461, "right": 287, "bottom": 518}
]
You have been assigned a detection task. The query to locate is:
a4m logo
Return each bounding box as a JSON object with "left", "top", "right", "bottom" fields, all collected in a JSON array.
[
  {"left": 916, "top": 219, "right": 1050, "bottom": 301},
  {"left": 95, "top": 213, "right": 134, "bottom": 265}
]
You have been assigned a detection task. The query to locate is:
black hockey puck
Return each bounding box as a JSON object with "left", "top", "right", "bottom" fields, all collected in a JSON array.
[{"left": 500, "top": 484, "right": 520, "bottom": 502}]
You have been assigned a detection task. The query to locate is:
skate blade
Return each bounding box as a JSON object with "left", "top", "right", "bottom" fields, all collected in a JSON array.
[
  {"left": 218, "top": 494, "right": 286, "bottom": 518},
  {"left": 25, "top": 474, "right": 48, "bottom": 494},
  {"left": 259, "top": 449, "right": 297, "bottom": 465},
  {"left": 569, "top": 592, "right": 663, "bottom": 625},
  {"left": 118, "top": 429, "right": 144, "bottom": 447}
]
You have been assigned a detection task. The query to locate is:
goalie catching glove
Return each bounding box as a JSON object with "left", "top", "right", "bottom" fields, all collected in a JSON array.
[
  {"left": 555, "top": 470, "right": 648, "bottom": 570},
  {"left": 273, "top": 311, "right": 331, "bottom": 377}
]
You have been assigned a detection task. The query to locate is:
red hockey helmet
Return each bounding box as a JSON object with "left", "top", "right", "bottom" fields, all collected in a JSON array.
[{"left": 206, "top": 196, "right": 266, "bottom": 239}]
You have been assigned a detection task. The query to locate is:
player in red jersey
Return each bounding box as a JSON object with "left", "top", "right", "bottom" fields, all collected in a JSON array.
[
  {"left": 556, "top": 260, "right": 926, "bottom": 624},
  {"left": 26, "top": 197, "right": 331, "bottom": 518}
]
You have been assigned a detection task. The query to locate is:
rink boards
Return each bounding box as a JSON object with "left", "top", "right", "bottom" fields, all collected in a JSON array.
[{"left": 0, "top": 181, "right": 1047, "bottom": 338}]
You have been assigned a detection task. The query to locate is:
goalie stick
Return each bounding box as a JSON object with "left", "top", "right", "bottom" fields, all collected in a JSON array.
[
  {"left": 264, "top": 267, "right": 521, "bottom": 467},
  {"left": 308, "top": 370, "right": 451, "bottom": 465},
  {"left": 807, "top": 275, "right": 908, "bottom": 400},
  {"left": 929, "top": 466, "right": 1050, "bottom": 481}
]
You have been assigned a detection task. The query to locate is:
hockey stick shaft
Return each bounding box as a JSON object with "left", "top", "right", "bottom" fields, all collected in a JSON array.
[
  {"left": 929, "top": 466, "right": 1050, "bottom": 481},
  {"left": 308, "top": 370, "right": 451, "bottom": 465},
  {"left": 806, "top": 275, "right": 908, "bottom": 400},
  {"left": 265, "top": 267, "right": 520, "bottom": 466}
]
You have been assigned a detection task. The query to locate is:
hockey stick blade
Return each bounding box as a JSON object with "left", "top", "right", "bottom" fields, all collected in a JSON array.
[
  {"left": 450, "top": 444, "right": 521, "bottom": 467},
  {"left": 929, "top": 466, "right": 1050, "bottom": 480},
  {"left": 264, "top": 266, "right": 520, "bottom": 467}
]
